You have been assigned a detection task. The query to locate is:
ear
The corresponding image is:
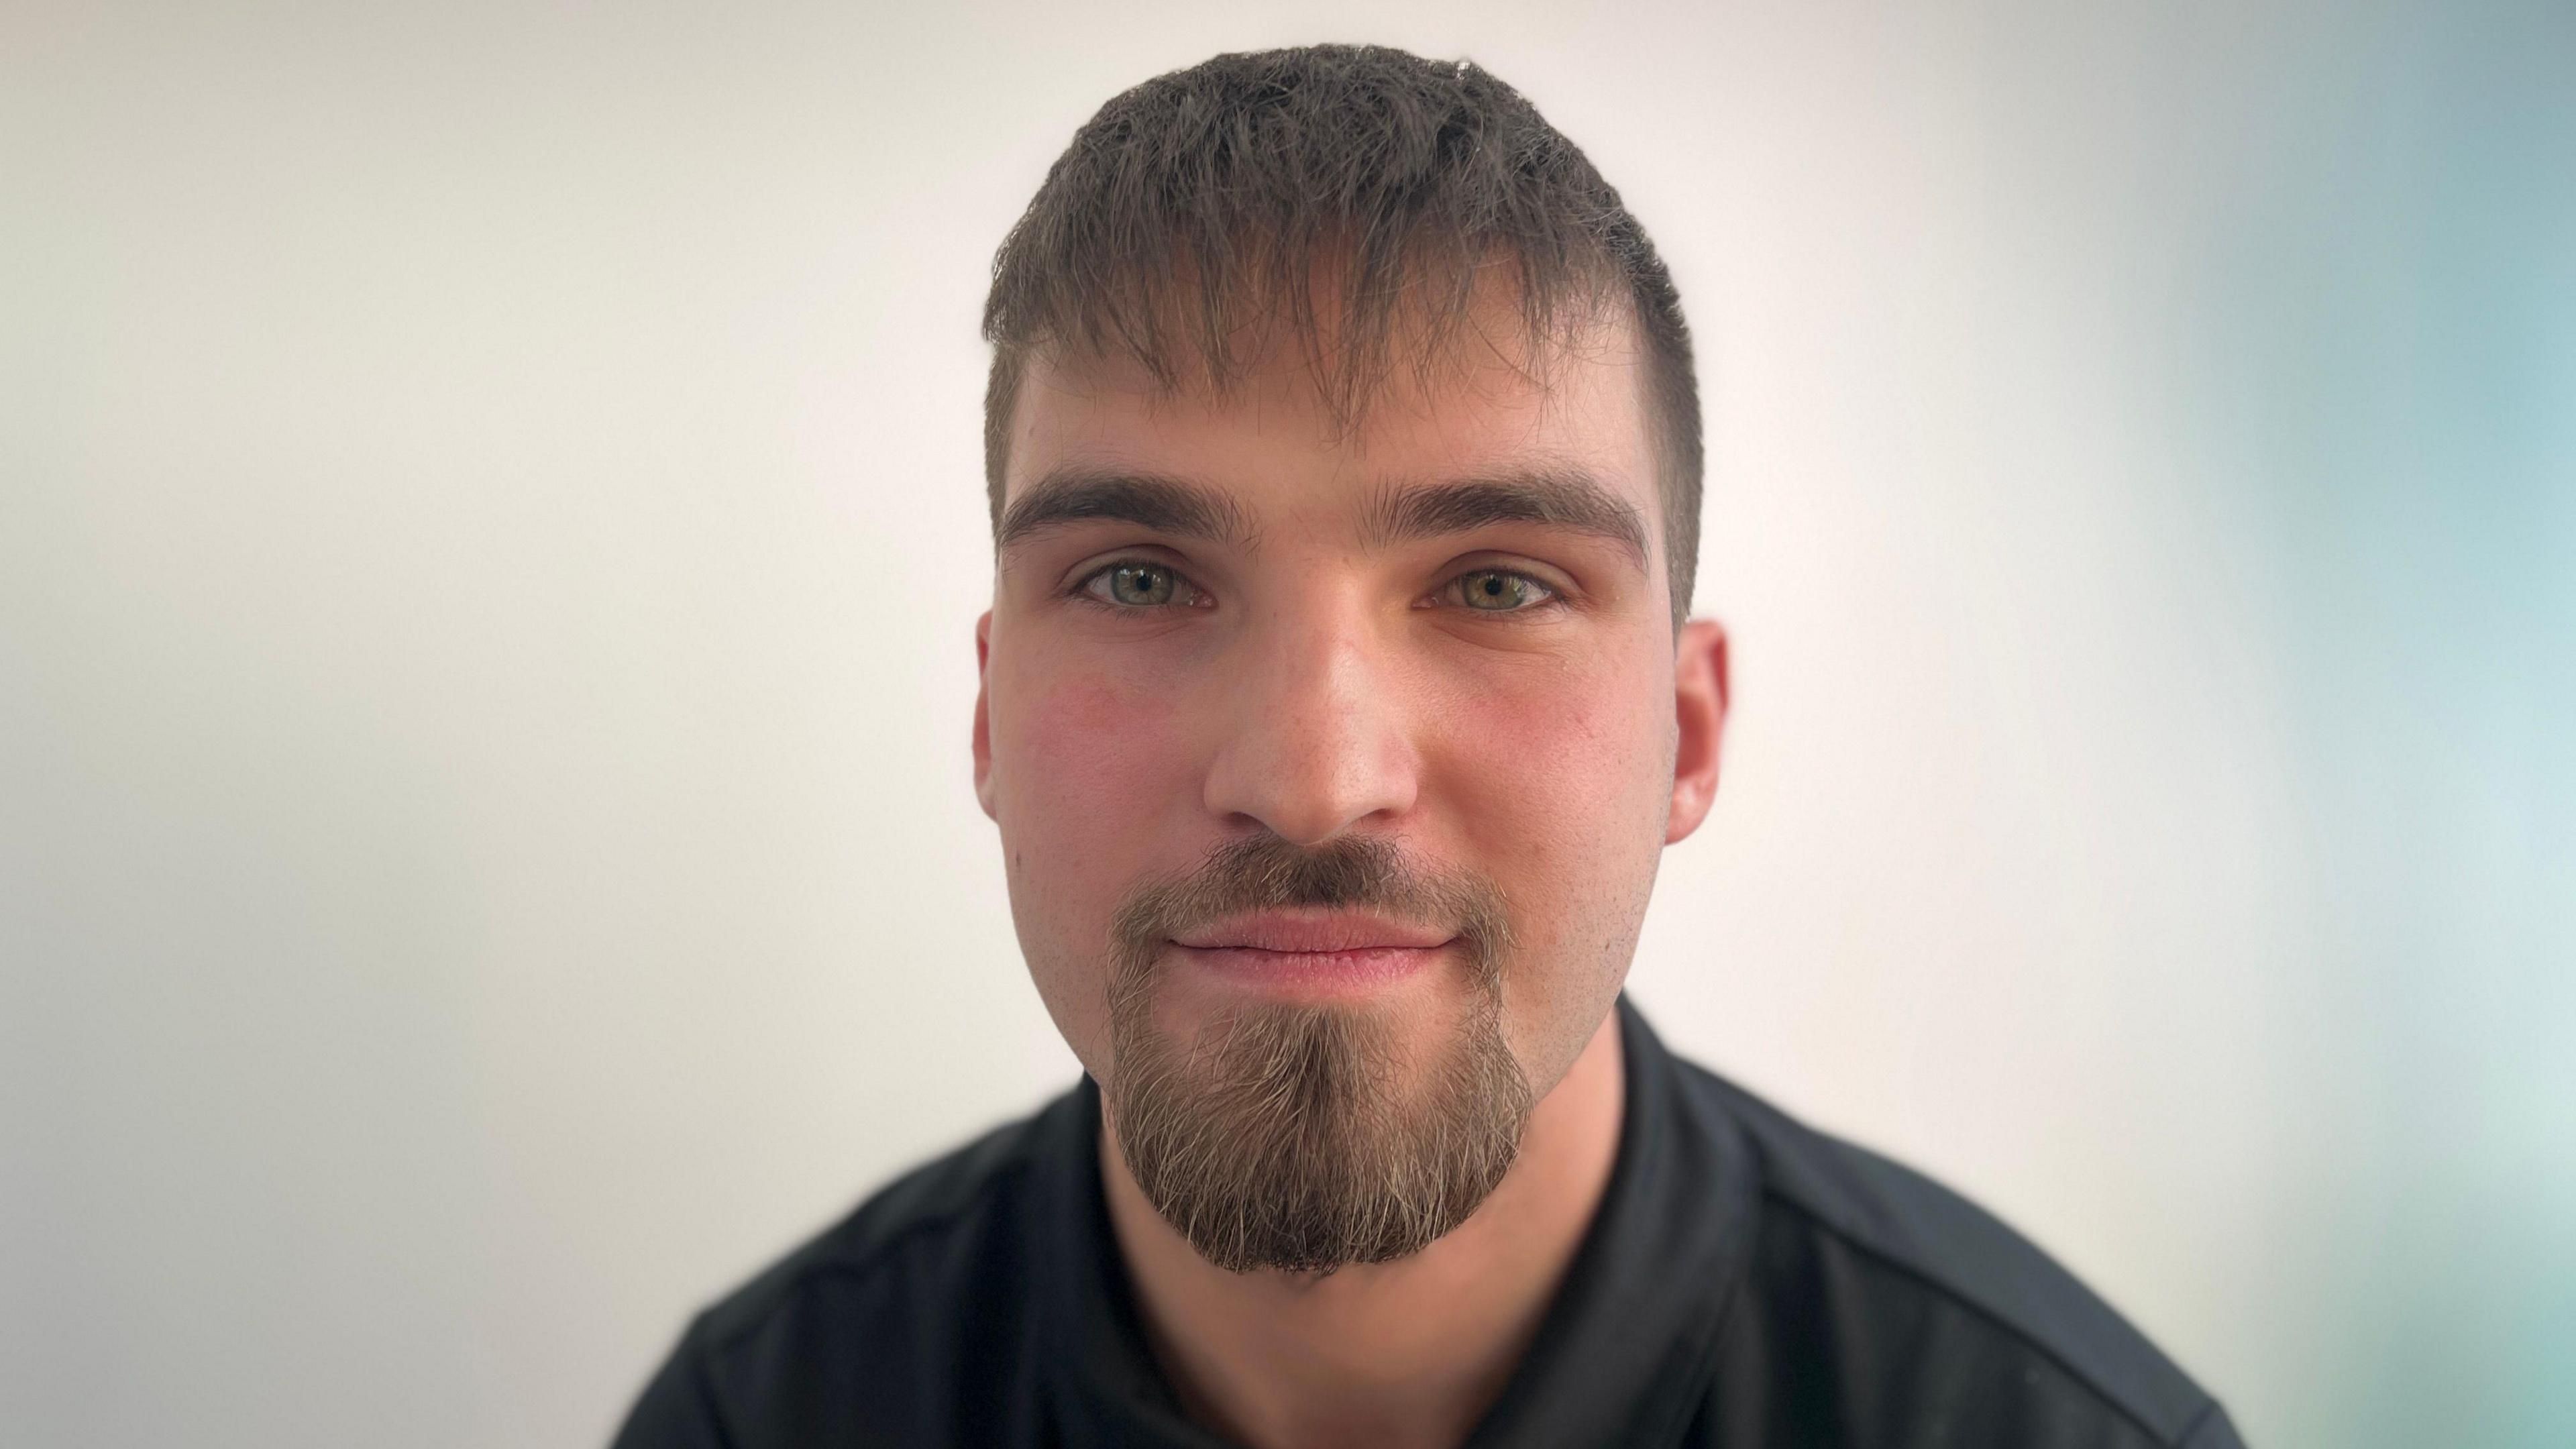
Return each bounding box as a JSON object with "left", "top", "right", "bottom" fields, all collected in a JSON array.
[
  {"left": 1665, "top": 619, "right": 1729, "bottom": 845},
  {"left": 971, "top": 610, "right": 998, "bottom": 822}
]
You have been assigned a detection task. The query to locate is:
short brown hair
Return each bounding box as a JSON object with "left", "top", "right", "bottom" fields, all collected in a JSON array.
[{"left": 982, "top": 44, "right": 1703, "bottom": 625}]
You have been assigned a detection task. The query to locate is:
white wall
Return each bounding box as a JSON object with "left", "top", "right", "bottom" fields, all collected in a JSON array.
[{"left": 5, "top": 3, "right": 2569, "bottom": 1446}]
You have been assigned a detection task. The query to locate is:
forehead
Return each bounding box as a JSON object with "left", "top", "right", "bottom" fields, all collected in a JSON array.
[{"left": 999, "top": 310, "right": 1660, "bottom": 531}]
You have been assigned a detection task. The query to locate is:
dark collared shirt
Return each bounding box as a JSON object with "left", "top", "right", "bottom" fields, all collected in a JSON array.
[{"left": 612, "top": 999, "right": 2244, "bottom": 1448}]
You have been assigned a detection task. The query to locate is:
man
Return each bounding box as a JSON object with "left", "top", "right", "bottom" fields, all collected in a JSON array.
[{"left": 614, "top": 44, "right": 2243, "bottom": 1449}]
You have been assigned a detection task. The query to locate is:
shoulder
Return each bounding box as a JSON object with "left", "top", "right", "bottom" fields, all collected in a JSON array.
[
  {"left": 1672, "top": 1058, "right": 2240, "bottom": 1448},
  {"left": 690, "top": 1098, "right": 1058, "bottom": 1356},
  {"left": 612, "top": 1088, "right": 1082, "bottom": 1449}
]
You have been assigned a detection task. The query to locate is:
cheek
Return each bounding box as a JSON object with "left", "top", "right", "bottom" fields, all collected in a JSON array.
[
  {"left": 1007, "top": 674, "right": 1185, "bottom": 819},
  {"left": 1442, "top": 649, "right": 1670, "bottom": 830},
  {"left": 1430, "top": 646, "right": 1671, "bottom": 981},
  {"left": 991, "top": 666, "right": 1197, "bottom": 917},
  {"left": 989, "top": 663, "right": 1199, "bottom": 1073}
]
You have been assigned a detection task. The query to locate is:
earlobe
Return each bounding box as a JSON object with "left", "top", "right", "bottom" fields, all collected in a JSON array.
[
  {"left": 972, "top": 611, "right": 998, "bottom": 822},
  {"left": 1665, "top": 619, "right": 1728, "bottom": 845}
]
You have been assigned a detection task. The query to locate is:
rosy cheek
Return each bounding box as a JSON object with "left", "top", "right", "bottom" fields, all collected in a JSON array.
[
  {"left": 1432, "top": 646, "right": 1668, "bottom": 935},
  {"left": 998, "top": 668, "right": 1196, "bottom": 877},
  {"left": 1459, "top": 649, "right": 1656, "bottom": 796}
]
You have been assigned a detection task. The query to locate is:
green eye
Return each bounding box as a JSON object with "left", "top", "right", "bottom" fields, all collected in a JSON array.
[
  {"left": 1456, "top": 570, "right": 1539, "bottom": 611},
  {"left": 1095, "top": 562, "right": 1180, "bottom": 606}
]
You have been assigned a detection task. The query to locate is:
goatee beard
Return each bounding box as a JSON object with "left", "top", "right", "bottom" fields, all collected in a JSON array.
[{"left": 1104, "top": 834, "right": 1533, "bottom": 1275}]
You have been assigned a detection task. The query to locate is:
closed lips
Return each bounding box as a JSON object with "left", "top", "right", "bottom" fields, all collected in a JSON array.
[{"left": 1171, "top": 913, "right": 1454, "bottom": 953}]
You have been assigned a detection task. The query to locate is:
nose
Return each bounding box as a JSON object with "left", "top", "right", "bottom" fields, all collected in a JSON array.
[{"left": 1200, "top": 595, "right": 1421, "bottom": 847}]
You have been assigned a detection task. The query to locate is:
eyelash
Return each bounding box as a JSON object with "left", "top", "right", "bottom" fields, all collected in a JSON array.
[{"left": 1068, "top": 561, "right": 1564, "bottom": 615}]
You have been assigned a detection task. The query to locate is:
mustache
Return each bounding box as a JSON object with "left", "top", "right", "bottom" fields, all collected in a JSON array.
[{"left": 1109, "top": 833, "right": 1515, "bottom": 983}]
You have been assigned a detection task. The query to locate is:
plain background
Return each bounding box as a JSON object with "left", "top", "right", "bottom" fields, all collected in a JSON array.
[{"left": 5, "top": 2, "right": 2570, "bottom": 1446}]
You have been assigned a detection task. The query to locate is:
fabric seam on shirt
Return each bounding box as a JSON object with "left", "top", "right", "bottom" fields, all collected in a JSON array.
[
  {"left": 2169, "top": 1395, "right": 2229, "bottom": 1448},
  {"left": 1756, "top": 1187, "right": 2207, "bottom": 1446},
  {"left": 1644, "top": 1251, "right": 1754, "bottom": 1444},
  {"left": 685, "top": 1319, "right": 748, "bottom": 1449},
  {"left": 695, "top": 1150, "right": 1044, "bottom": 1363}
]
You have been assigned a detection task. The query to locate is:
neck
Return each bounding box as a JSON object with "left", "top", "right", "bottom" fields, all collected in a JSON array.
[{"left": 1098, "top": 1008, "right": 1627, "bottom": 1449}]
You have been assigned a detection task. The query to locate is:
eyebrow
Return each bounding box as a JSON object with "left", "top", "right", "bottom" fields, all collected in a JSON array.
[
  {"left": 1363, "top": 467, "right": 1650, "bottom": 569},
  {"left": 993, "top": 462, "right": 1651, "bottom": 570},
  {"left": 995, "top": 468, "right": 1258, "bottom": 553}
]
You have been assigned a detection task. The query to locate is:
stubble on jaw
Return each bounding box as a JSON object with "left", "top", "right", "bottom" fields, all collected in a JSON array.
[{"left": 1103, "top": 834, "right": 1534, "bottom": 1276}]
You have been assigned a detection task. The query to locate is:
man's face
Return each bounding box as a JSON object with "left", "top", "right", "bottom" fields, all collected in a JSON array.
[{"left": 972, "top": 305, "right": 1724, "bottom": 1270}]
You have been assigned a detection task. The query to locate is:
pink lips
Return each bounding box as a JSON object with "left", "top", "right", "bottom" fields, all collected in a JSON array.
[
  {"left": 1170, "top": 910, "right": 1456, "bottom": 992},
  {"left": 1173, "top": 910, "right": 1453, "bottom": 953}
]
